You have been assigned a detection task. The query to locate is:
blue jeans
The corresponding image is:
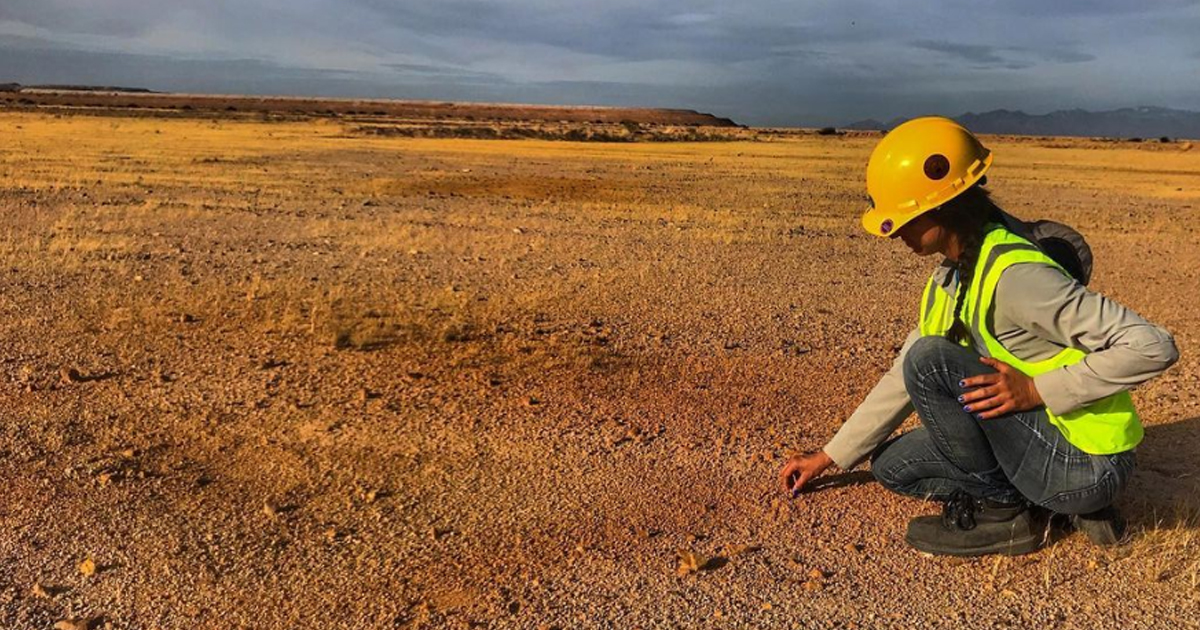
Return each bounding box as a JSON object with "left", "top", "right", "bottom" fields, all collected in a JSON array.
[{"left": 871, "top": 336, "right": 1136, "bottom": 514}]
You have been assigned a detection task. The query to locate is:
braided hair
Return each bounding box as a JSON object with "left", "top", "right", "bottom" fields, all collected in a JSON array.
[{"left": 929, "top": 186, "right": 1004, "bottom": 345}]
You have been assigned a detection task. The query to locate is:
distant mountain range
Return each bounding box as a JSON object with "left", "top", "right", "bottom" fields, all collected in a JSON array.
[{"left": 846, "top": 106, "right": 1200, "bottom": 139}]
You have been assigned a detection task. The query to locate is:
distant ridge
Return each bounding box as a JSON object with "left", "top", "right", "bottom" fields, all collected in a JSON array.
[
  {"left": 0, "top": 82, "right": 156, "bottom": 93},
  {"left": 0, "top": 85, "right": 741, "bottom": 127},
  {"left": 846, "top": 106, "right": 1200, "bottom": 139}
]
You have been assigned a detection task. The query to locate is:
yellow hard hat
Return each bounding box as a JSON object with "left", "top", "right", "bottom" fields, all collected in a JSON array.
[{"left": 861, "top": 116, "right": 992, "bottom": 237}]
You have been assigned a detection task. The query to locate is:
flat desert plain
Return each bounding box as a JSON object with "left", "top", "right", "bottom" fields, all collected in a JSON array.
[{"left": 1, "top": 111, "right": 1198, "bottom": 629}]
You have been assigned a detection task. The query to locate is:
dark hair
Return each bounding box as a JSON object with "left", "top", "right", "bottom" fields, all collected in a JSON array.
[{"left": 928, "top": 186, "right": 1004, "bottom": 345}]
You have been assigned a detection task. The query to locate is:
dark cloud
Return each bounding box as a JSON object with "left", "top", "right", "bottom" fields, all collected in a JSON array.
[
  {"left": 0, "top": 37, "right": 363, "bottom": 93},
  {"left": 353, "top": 1, "right": 842, "bottom": 64},
  {"left": 381, "top": 62, "right": 507, "bottom": 84},
  {"left": 0, "top": 1, "right": 1197, "bottom": 125},
  {"left": 0, "top": 0, "right": 184, "bottom": 37},
  {"left": 911, "top": 41, "right": 1006, "bottom": 65},
  {"left": 911, "top": 41, "right": 1094, "bottom": 69},
  {"left": 1038, "top": 49, "right": 1096, "bottom": 63},
  {"left": 976, "top": 0, "right": 1200, "bottom": 16}
]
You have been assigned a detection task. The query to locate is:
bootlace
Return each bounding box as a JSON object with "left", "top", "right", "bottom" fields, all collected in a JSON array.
[{"left": 941, "top": 490, "right": 978, "bottom": 531}]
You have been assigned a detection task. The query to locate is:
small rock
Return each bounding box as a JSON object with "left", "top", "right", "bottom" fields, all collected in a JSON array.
[
  {"left": 78, "top": 558, "right": 96, "bottom": 577},
  {"left": 60, "top": 367, "right": 83, "bottom": 384},
  {"left": 723, "top": 543, "right": 761, "bottom": 557},
  {"left": 802, "top": 580, "right": 823, "bottom": 592},
  {"left": 263, "top": 502, "right": 278, "bottom": 518},
  {"left": 808, "top": 568, "right": 825, "bottom": 580},
  {"left": 32, "top": 583, "right": 51, "bottom": 598},
  {"left": 635, "top": 527, "right": 659, "bottom": 540},
  {"left": 677, "top": 550, "right": 707, "bottom": 576},
  {"left": 54, "top": 619, "right": 91, "bottom": 630}
]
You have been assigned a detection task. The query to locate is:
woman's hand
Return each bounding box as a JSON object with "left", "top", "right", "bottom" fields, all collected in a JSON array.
[
  {"left": 958, "top": 357, "right": 1045, "bottom": 420},
  {"left": 778, "top": 451, "right": 833, "bottom": 497}
]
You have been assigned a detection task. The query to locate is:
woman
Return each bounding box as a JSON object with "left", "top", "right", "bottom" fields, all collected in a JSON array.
[{"left": 778, "top": 116, "right": 1179, "bottom": 556}]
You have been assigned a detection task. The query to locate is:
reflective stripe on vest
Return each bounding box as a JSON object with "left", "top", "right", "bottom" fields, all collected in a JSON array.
[{"left": 918, "top": 225, "right": 1142, "bottom": 454}]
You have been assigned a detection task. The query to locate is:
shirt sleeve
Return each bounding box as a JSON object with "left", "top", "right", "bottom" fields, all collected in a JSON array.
[
  {"left": 823, "top": 327, "right": 919, "bottom": 470},
  {"left": 994, "top": 263, "right": 1179, "bottom": 415}
]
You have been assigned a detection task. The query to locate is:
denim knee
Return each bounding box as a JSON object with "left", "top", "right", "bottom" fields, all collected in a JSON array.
[
  {"left": 902, "top": 335, "right": 960, "bottom": 394},
  {"left": 869, "top": 441, "right": 906, "bottom": 494}
]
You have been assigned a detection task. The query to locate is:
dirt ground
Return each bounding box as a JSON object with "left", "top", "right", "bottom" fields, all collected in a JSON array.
[{"left": 0, "top": 111, "right": 1198, "bottom": 629}]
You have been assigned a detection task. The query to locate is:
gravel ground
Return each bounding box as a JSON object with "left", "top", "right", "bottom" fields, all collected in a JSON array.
[{"left": 1, "top": 111, "right": 1198, "bottom": 629}]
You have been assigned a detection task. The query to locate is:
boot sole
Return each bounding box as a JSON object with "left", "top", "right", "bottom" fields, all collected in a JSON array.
[{"left": 905, "top": 531, "right": 1042, "bottom": 557}]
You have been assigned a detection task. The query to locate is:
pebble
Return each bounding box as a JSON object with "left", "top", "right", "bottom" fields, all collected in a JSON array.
[
  {"left": 60, "top": 367, "right": 83, "bottom": 384},
  {"left": 79, "top": 558, "right": 96, "bottom": 577},
  {"left": 723, "top": 543, "right": 761, "bottom": 557},
  {"left": 677, "top": 550, "right": 708, "bottom": 576}
]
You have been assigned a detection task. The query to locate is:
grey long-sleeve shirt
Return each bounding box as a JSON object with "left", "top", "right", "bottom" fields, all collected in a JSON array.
[{"left": 823, "top": 261, "right": 1180, "bottom": 470}]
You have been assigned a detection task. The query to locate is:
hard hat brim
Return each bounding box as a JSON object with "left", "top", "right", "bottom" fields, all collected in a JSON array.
[{"left": 861, "top": 151, "right": 993, "bottom": 238}]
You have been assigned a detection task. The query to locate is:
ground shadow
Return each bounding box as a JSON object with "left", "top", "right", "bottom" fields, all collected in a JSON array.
[
  {"left": 1122, "top": 415, "right": 1200, "bottom": 531},
  {"left": 803, "top": 470, "right": 876, "bottom": 493}
]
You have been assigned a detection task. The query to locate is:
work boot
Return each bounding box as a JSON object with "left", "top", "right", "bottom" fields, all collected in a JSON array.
[
  {"left": 905, "top": 490, "right": 1043, "bottom": 557},
  {"left": 1069, "top": 506, "right": 1128, "bottom": 546}
]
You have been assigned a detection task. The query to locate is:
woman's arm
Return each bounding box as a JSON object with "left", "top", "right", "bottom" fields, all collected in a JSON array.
[
  {"left": 822, "top": 327, "right": 920, "bottom": 469},
  {"left": 994, "top": 263, "right": 1180, "bottom": 415}
]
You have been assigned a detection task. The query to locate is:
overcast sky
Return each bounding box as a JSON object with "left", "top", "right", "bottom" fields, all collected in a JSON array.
[{"left": 2, "top": 0, "right": 1199, "bottom": 126}]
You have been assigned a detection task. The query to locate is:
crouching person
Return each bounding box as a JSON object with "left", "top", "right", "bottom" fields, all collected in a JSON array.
[{"left": 778, "top": 117, "right": 1179, "bottom": 556}]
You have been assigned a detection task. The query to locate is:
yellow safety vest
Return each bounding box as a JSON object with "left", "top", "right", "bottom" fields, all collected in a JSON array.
[{"left": 918, "top": 225, "right": 1142, "bottom": 454}]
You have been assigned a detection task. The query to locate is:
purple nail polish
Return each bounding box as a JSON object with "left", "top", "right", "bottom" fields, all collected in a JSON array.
[
  {"left": 975, "top": 414, "right": 984, "bottom": 420},
  {"left": 958, "top": 380, "right": 965, "bottom": 387},
  {"left": 963, "top": 405, "right": 971, "bottom": 412},
  {"left": 957, "top": 396, "right": 964, "bottom": 403}
]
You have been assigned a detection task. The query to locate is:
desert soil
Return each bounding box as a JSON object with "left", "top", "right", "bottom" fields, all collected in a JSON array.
[{"left": 0, "top": 111, "right": 1198, "bottom": 629}]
